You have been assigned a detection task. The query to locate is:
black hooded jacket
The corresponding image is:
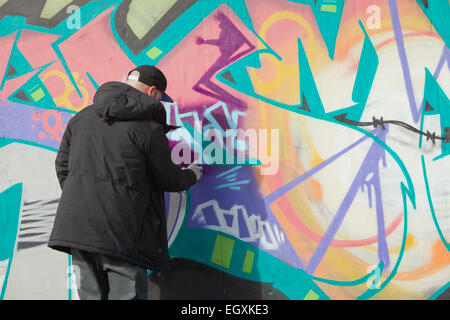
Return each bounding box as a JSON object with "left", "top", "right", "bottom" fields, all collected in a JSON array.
[{"left": 48, "top": 81, "right": 196, "bottom": 271}]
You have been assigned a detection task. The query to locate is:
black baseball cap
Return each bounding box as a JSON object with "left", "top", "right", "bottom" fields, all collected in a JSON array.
[{"left": 127, "top": 65, "right": 173, "bottom": 102}]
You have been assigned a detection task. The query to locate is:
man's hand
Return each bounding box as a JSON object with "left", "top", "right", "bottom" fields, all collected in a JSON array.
[
  {"left": 187, "top": 162, "right": 203, "bottom": 182},
  {"left": 178, "top": 162, "right": 202, "bottom": 194}
]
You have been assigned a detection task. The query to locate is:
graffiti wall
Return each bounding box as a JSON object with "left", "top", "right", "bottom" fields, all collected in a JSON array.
[{"left": 0, "top": 0, "right": 449, "bottom": 300}]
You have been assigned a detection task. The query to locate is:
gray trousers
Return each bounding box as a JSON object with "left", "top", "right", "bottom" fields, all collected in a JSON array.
[{"left": 71, "top": 248, "right": 148, "bottom": 300}]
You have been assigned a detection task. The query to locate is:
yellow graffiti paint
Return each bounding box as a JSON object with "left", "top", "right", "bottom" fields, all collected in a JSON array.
[
  {"left": 42, "top": 69, "right": 89, "bottom": 111},
  {"left": 127, "top": 0, "right": 176, "bottom": 40},
  {"left": 40, "top": 0, "right": 72, "bottom": 19},
  {"left": 249, "top": 11, "right": 316, "bottom": 98}
]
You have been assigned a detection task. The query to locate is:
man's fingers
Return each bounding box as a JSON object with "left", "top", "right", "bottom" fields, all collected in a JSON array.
[{"left": 186, "top": 162, "right": 203, "bottom": 182}]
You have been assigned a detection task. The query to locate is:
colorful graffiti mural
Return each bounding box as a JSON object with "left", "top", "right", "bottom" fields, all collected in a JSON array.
[{"left": 0, "top": 0, "right": 449, "bottom": 300}]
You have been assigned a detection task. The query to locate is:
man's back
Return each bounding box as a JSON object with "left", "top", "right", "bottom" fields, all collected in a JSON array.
[
  {"left": 66, "top": 98, "right": 155, "bottom": 199},
  {"left": 48, "top": 81, "right": 197, "bottom": 272}
]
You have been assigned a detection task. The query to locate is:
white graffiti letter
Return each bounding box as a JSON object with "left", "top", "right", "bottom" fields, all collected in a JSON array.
[
  {"left": 66, "top": 5, "right": 81, "bottom": 30},
  {"left": 366, "top": 5, "right": 381, "bottom": 30}
]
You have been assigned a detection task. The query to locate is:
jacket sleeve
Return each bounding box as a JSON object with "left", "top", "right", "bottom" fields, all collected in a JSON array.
[
  {"left": 146, "top": 127, "right": 197, "bottom": 192},
  {"left": 55, "top": 119, "right": 72, "bottom": 190}
]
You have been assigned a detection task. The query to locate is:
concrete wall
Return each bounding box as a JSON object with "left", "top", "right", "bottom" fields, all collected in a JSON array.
[{"left": 0, "top": 0, "right": 449, "bottom": 300}]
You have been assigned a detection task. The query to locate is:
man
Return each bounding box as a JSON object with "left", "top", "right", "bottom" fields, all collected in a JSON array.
[{"left": 48, "top": 65, "right": 202, "bottom": 300}]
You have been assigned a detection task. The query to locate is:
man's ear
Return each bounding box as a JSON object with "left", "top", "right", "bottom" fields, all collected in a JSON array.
[{"left": 146, "top": 86, "right": 156, "bottom": 96}]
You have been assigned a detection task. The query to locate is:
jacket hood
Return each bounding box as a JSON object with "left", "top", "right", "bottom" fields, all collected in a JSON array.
[{"left": 93, "top": 81, "right": 179, "bottom": 133}]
